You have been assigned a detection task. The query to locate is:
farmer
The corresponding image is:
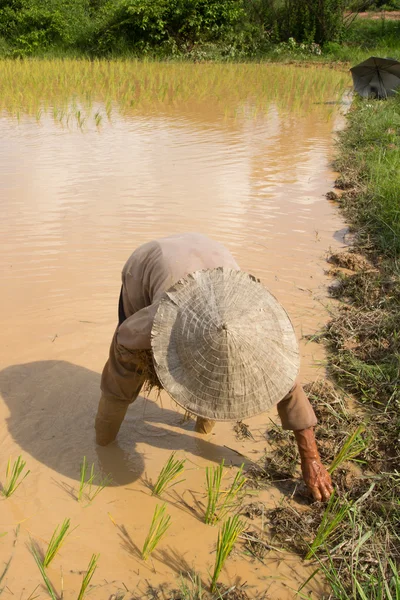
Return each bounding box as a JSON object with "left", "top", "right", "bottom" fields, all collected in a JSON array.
[{"left": 95, "top": 233, "right": 333, "bottom": 502}]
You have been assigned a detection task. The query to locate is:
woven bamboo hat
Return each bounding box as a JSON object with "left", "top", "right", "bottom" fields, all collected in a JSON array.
[{"left": 151, "top": 268, "right": 299, "bottom": 421}]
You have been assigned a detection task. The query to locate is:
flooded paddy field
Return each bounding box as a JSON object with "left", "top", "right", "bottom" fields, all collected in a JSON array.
[{"left": 0, "top": 61, "right": 350, "bottom": 598}]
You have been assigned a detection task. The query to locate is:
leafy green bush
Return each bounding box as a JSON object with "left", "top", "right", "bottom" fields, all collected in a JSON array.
[
  {"left": 93, "top": 0, "right": 245, "bottom": 55},
  {"left": 278, "top": 0, "right": 345, "bottom": 44}
]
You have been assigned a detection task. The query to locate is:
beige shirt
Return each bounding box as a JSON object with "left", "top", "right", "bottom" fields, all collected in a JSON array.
[
  {"left": 102, "top": 233, "right": 317, "bottom": 431},
  {"left": 117, "top": 233, "right": 240, "bottom": 350}
]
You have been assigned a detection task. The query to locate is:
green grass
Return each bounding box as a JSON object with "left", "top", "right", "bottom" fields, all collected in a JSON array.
[
  {"left": 298, "top": 68, "right": 400, "bottom": 598},
  {"left": 303, "top": 547, "right": 400, "bottom": 600},
  {"left": 152, "top": 452, "right": 186, "bottom": 497},
  {"left": 78, "top": 456, "right": 112, "bottom": 504},
  {"left": 205, "top": 461, "right": 246, "bottom": 526},
  {"left": 1, "top": 456, "right": 30, "bottom": 498},
  {"left": 43, "top": 518, "right": 72, "bottom": 568},
  {"left": 142, "top": 504, "right": 171, "bottom": 561},
  {"left": 306, "top": 493, "right": 353, "bottom": 560},
  {"left": 210, "top": 515, "right": 245, "bottom": 592},
  {"left": 328, "top": 424, "right": 368, "bottom": 474},
  {"left": 334, "top": 94, "right": 400, "bottom": 258}
]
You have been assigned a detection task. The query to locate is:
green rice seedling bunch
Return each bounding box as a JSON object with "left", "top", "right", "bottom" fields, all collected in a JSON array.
[
  {"left": 77, "top": 554, "right": 99, "bottom": 600},
  {"left": 211, "top": 515, "right": 245, "bottom": 592},
  {"left": 306, "top": 492, "right": 352, "bottom": 560},
  {"left": 1, "top": 456, "right": 30, "bottom": 498},
  {"left": 78, "top": 456, "right": 112, "bottom": 503},
  {"left": 328, "top": 424, "right": 367, "bottom": 474},
  {"left": 152, "top": 452, "right": 186, "bottom": 497},
  {"left": 177, "top": 572, "right": 203, "bottom": 599},
  {"left": 142, "top": 503, "right": 171, "bottom": 561},
  {"left": 43, "top": 518, "right": 72, "bottom": 567},
  {"left": 31, "top": 544, "right": 57, "bottom": 600},
  {"left": 205, "top": 460, "right": 246, "bottom": 525}
]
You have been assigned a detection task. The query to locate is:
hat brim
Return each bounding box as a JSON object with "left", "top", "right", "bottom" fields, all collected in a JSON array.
[{"left": 151, "top": 268, "right": 299, "bottom": 421}]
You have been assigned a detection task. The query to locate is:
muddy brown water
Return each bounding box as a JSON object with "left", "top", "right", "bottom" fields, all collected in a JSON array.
[{"left": 0, "top": 65, "right": 350, "bottom": 599}]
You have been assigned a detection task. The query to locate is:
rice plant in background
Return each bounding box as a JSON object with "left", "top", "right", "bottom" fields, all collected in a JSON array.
[
  {"left": 211, "top": 515, "right": 245, "bottom": 592},
  {"left": 77, "top": 554, "right": 99, "bottom": 600},
  {"left": 306, "top": 493, "right": 352, "bottom": 560},
  {"left": 1, "top": 456, "right": 30, "bottom": 498},
  {"left": 205, "top": 461, "right": 246, "bottom": 525},
  {"left": 328, "top": 425, "right": 367, "bottom": 474},
  {"left": 78, "top": 456, "right": 112, "bottom": 503},
  {"left": 43, "top": 518, "right": 72, "bottom": 567},
  {"left": 31, "top": 544, "right": 58, "bottom": 600},
  {"left": 152, "top": 452, "right": 186, "bottom": 497},
  {"left": 142, "top": 504, "right": 171, "bottom": 561}
]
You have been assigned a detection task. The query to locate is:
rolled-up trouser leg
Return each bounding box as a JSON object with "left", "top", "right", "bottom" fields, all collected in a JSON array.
[
  {"left": 195, "top": 416, "right": 216, "bottom": 434},
  {"left": 95, "top": 394, "right": 130, "bottom": 446},
  {"left": 96, "top": 331, "right": 146, "bottom": 445}
]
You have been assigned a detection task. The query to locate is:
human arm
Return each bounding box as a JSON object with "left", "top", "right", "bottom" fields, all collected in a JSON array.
[
  {"left": 294, "top": 427, "right": 333, "bottom": 502},
  {"left": 277, "top": 382, "right": 333, "bottom": 501}
]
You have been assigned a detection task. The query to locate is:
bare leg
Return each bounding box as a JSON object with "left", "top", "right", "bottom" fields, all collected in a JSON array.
[{"left": 195, "top": 416, "right": 216, "bottom": 434}]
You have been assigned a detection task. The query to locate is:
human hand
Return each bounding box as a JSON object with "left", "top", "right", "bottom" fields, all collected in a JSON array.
[
  {"left": 300, "top": 458, "right": 333, "bottom": 502},
  {"left": 294, "top": 427, "right": 333, "bottom": 502}
]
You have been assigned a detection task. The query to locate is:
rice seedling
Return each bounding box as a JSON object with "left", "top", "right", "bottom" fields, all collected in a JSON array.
[
  {"left": 142, "top": 504, "right": 171, "bottom": 561},
  {"left": 210, "top": 515, "right": 245, "bottom": 592},
  {"left": 0, "top": 60, "right": 349, "bottom": 129},
  {"left": 31, "top": 544, "right": 58, "bottom": 600},
  {"left": 77, "top": 554, "right": 99, "bottom": 600},
  {"left": 43, "top": 518, "right": 72, "bottom": 568},
  {"left": 78, "top": 456, "right": 112, "bottom": 504},
  {"left": 176, "top": 572, "right": 204, "bottom": 599},
  {"left": 152, "top": 452, "right": 186, "bottom": 497},
  {"left": 306, "top": 492, "right": 352, "bottom": 560},
  {"left": 1, "top": 456, "right": 30, "bottom": 498},
  {"left": 328, "top": 424, "right": 368, "bottom": 474},
  {"left": 205, "top": 461, "right": 246, "bottom": 525}
]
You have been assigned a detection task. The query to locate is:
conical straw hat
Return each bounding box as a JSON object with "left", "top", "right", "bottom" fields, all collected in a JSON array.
[{"left": 151, "top": 268, "right": 299, "bottom": 421}]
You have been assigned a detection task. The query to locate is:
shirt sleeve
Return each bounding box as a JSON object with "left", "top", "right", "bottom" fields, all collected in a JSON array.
[
  {"left": 116, "top": 302, "right": 160, "bottom": 351},
  {"left": 277, "top": 381, "right": 317, "bottom": 431}
]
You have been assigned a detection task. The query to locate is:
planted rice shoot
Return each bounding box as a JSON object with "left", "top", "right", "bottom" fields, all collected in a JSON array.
[
  {"left": 306, "top": 493, "right": 352, "bottom": 560},
  {"left": 77, "top": 554, "right": 99, "bottom": 600},
  {"left": 177, "top": 572, "right": 203, "bottom": 599},
  {"left": 142, "top": 504, "right": 171, "bottom": 561},
  {"left": 1, "top": 456, "right": 30, "bottom": 498},
  {"left": 0, "top": 60, "right": 349, "bottom": 128},
  {"left": 211, "top": 515, "right": 245, "bottom": 592},
  {"left": 31, "top": 544, "right": 58, "bottom": 600},
  {"left": 328, "top": 424, "right": 367, "bottom": 474},
  {"left": 43, "top": 518, "right": 72, "bottom": 567},
  {"left": 205, "top": 460, "right": 246, "bottom": 525},
  {"left": 152, "top": 452, "right": 186, "bottom": 497},
  {"left": 78, "top": 456, "right": 112, "bottom": 503}
]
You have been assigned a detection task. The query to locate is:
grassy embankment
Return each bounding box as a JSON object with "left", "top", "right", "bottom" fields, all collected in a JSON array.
[{"left": 257, "top": 94, "right": 400, "bottom": 599}]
